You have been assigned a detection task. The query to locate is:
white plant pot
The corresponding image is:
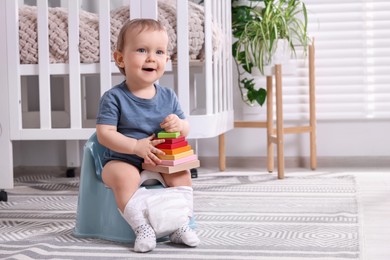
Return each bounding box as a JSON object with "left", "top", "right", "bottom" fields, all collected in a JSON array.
[
  {"left": 272, "top": 38, "right": 290, "bottom": 65},
  {"left": 251, "top": 67, "right": 262, "bottom": 77},
  {"left": 262, "top": 39, "right": 296, "bottom": 76}
]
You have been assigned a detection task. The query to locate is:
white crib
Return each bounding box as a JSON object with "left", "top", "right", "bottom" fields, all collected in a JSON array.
[{"left": 0, "top": 0, "right": 234, "bottom": 191}]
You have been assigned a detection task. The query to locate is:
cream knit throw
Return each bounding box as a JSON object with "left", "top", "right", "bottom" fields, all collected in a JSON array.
[{"left": 18, "top": 0, "right": 221, "bottom": 64}]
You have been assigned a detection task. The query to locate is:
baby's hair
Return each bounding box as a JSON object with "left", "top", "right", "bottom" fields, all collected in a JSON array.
[{"left": 115, "top": 19, "right": 168, "bottom": 75}]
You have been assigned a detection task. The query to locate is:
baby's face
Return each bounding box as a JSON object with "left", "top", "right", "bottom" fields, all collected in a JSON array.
[{"left": 120, "top": 28, "right": 169, "bottom": 89}]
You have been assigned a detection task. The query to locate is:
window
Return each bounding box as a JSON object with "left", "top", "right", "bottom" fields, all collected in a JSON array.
[{"left": 248, "top": 0, "right": 390, "bottom": 121}]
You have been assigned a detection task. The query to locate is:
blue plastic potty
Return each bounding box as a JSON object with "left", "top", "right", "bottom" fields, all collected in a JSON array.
[
  {"left": 73, "top": 133, "right": 166, "bottom": 243},
  {"left": 73, "top": 133, "right": 195, "bottom": 243}
]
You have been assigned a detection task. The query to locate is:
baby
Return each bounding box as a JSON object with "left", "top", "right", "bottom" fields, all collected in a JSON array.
[{"left": 96, "top": 18, "right": 200, "bottom": 252}]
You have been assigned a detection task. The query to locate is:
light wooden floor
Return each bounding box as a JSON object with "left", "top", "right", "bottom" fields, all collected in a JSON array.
[{"left": 197, "top": 166, "right": 390, "bottom": 260}]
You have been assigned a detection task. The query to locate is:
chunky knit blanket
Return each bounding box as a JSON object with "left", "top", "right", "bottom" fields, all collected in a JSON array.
[{"left": 18, "top": 0, "right": 220, "bottom": 64}]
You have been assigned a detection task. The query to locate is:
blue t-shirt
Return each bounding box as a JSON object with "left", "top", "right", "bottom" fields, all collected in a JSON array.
[{"left": 96, "top": 81, "right": 185, "bottom": 170}]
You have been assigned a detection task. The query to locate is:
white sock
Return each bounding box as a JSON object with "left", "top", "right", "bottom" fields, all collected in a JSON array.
[
  {"left": 132, "top": 223, "right": 156, "bottom": 253},
  {"left": 122, "top": 188, "right": 156, "bottom": 253},
  {"left": 170, "top": 222, "right": 200, "bottom": 247}
]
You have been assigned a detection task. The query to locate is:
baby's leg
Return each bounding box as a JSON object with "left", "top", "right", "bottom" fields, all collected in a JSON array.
[
  {"left": 102, "top": 160, "right": 140, "bottom": 212},
  {"left": 161, "top": 171, "right": 200, "bottom": 247},
  {"left": 102, "top": 161, "right": 156, "bottom": 253}
]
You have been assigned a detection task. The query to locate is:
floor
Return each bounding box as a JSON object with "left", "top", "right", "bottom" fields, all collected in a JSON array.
[
  {"left": 196, "top": 165, "right": 390, "bottom": 260},
  {"left": 8, "top": 164, "right": 390, "bottom": 260}
]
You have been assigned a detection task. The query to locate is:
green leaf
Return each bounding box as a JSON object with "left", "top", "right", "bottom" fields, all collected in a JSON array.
[
  {"left": 232, "top": 41, "right": 239, "bottom": 56},
  {"left": 247, "top": 90, "right": 255, "bottom": 103},
  {"left": 242, "top": 78, "right": 255, "bottom": 91},
  {"left": 242, "top": 63, "right": 253, "bottom": 74},
  {"left": 255, "top": 88, "right": 267, "bottom": 106}
]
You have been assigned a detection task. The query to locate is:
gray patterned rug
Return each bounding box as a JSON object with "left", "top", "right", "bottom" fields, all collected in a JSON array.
[{"left": 0, "top": 173, "right": 360, "bottom": 259}]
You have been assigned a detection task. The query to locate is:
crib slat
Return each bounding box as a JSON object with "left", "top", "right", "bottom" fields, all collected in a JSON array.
[
  {"left": 221, "top": 1, "right": 227, "bottom": 110},
  {"left": 226, "top": 0, "right": 234, "bottom": 111},
  {"left": 217, "top": 0, "right": 223, "bottom": 113},
  {"left": 99, "top": 1, "right": 112, "bottom": 96},
  {"left": 64, "top": 18, "right": 82, "bottom": 169},
  {"left": 221, "top": 0, "right": 227, "bottom": 112},
  {"left": 176, "top": 0, "right": 190, "bottom": 115},
  {"left": 130, "top": 0, "right": 157, "bottom": 19},
  {"left": 204, "top": 0, "right": 213, "bottom": 115},
  {"left": 211, "top": 0, "right": 219, "bottom": 114},
  {"left": 130, "top": 0, "right": 141, "bottom": 19},
  {"left": 68, "top": 0, "right": 82, "bottom": 129},
  {"left": 37, "top": 0, "right": 51, "bottom": 129},
  {"left": 221, "top": 0, "right": 226, "bottom": 111}
]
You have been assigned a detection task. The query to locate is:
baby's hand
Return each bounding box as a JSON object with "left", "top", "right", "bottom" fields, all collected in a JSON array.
[
  {"left": 160, "top": 114, "right": 182, "bottom": 133},
  {"left": 134, "top": 134, "right": 165, "bottom": 165}
]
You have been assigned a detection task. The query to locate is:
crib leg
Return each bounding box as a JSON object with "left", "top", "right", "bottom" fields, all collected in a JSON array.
[
  {"left": 190, "top": 168, "right": 198, "bottom": 178},
  {"left": 66, "top": 140, "right": 80, "bottom": 178},
  {"left": 66, "top": 168, "right": 76, "bottom": 178},
  {"left": 0, "top": 190, "right": 8, "bottom": 202}
]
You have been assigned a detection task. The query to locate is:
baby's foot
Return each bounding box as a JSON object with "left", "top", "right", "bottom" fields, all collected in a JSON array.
[
  {"left": 169, "top": 224, "right": 200, "bottom": 247},
  {"left": 133, "top": 224, "right": 156, "bottom": 253}
]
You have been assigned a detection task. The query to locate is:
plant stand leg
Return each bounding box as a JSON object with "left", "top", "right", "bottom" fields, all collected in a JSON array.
[
  {"left": 266, "top": 75, "right": 274, "bottom": 173},
  {"left": 309, "top": 42, "right": 317, "bottom": 170},
  {"left": 275, "top": 64, "right": 285, "bottom": 179},
  {"left": 219, "top": 134, "right": 226, "bottom": 171}
]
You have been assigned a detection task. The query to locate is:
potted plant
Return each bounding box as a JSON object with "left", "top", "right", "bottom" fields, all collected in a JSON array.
[{"left": 232, "top": 0, "right": 309, "bottom": 107}]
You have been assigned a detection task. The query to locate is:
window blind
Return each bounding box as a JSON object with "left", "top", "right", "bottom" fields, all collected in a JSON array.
[{"left": 247, "top": 0, "right": 390, "bottom": 121}]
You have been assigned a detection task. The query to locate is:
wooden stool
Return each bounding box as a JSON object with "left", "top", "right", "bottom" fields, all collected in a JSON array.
[{"left": 219, "top": 41, "right": 317, "bottom": 179}]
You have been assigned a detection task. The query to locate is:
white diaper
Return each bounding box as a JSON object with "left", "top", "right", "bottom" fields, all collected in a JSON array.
[{"left": 145, "top": 188, "right": 191, "bottom": 238}]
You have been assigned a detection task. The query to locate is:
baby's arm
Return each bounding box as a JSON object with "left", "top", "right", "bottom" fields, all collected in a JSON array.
[
  {"left": 160, "top": 114, "right": 190, "bottom": 137},
  {"left": 96, "top": 124, "right": 165, "bottom": 165}
]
